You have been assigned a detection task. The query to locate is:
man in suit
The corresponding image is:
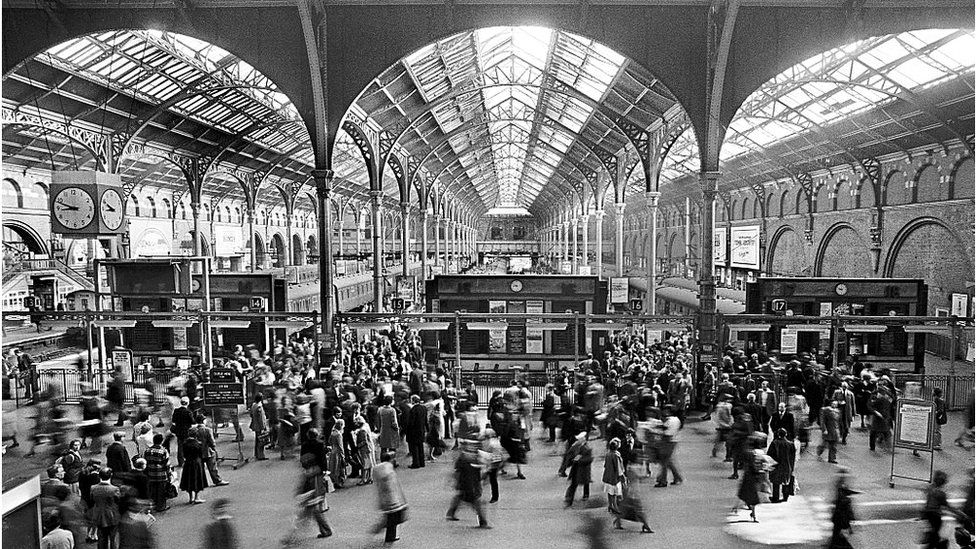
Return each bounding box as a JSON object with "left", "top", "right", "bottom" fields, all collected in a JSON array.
[
  {"left": 249, "top": 393, "right": 269, "bottom": 461},
  {"left": 769, "top": 401, "right": 796, "bottom": 441},
  {"left": 105, "top": 432, "right": 132, "bottom": 475},
  {"left": 405, "top": 395, "right": 428, "bottom": 468},
  {"left": 168, "top": 397, "right": 194, "bottom": 467},
  {"left": 755, "top": 380, "right": 777, "bottom": 434},
  {"left": 834, "top": 382, "right": 856, "bottom": 444},
  {"left": 188, "top": 413, "right": 229, "bottom": 486},
  {"left": 817, "top": 400, "right": 841, "bottom": 464}
]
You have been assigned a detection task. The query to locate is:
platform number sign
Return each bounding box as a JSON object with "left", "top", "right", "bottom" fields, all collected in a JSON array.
[
  {"left": 631, "top": 299, "right": 643, "bottom": 311},
  {"left": 249, "top": 296, "right": 265, "bottom": 311},
  {"left": 391, "top": 298, "right": 406, "bottom": 311},
  {"left": 771, "top": 299, "right": 787, "bottom": 314}
]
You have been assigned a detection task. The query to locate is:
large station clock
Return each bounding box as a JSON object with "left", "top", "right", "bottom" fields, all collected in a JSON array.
[
  {"left": 53, "top": 187, "right": 95, "bottom": 230},
  {"left": 49, "top": 171, "right": 127, "bottom": 235}
]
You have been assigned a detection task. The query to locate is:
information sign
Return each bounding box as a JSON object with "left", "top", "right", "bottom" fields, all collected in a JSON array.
[
  {"left": 209, "top": 368, "right": 237, "bottom": 382},
  {"left": 951, "top": 293, "right": 968, "bottom": 317},
  {"left": 610, "top": 277, "right": 629, "bottom": 304},
  {"left": 111, "top": 349, "right": 132, "bottom": 376},
  {"left": 729, "top": 225, "right": 761, "bottom": 270},
  {"left": 714, "top": 227, "right": 727, "bottom": 266},
  {"left": 202, "top": 382, "right": 245, "bottom": 406},
  {"left": 780, "top": 328, "right": 798, "bottom": 354},
  {"left": 893, "top": 399, "right": 935, "bottom": 450}
]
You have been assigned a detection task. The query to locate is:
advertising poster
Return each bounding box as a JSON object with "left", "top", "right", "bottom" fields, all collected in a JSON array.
[
  {"left": 488, "top": 300, "right": 507, "bottom": 352},
  {"left": 819, "top": 302, "right": 832, "bottom": 317},
  {"left": 111, "top": 349, "right": 132, "bottom": 377},
  {"left": 214, "top": 225, "right": 243, "bottom": 256},
  {"left": 730, "top": 225, "right": 761, "bottom": 270},
  {"left": 780, "top": 328, "right": 798, "bottom": 354},
  {"left": 610, "top": 278, "right": 629, "bottom": 304},
  {"left": 713, "top": 227, "right": 727, "bottom": 266},
  {"left": 526, "top": 300, "right": 544, "bottom": 354}
]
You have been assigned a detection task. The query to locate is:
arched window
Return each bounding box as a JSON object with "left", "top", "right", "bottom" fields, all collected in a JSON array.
[
  {"left": 161, "top": 198, "right": 172, "bottom": 218},
  {"left": 216, "top": 206, "right": 223, "bottom": 222},
  {"left": 179, "top": 202, "right": 187, "bottom": 220},
  {"left": 3, "top": 178, "right": 23, "bottom": 208},
  {"left": 145, "top": 196, "right": 157, "bottom": 217},
  {"left": 740, "top": 197, "right": 750, "bottom": 220},
  {"left": 33, "top": 182, "right": 49, "bottom": 209}
]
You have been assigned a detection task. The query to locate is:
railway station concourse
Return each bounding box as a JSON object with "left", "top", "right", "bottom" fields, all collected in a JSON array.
[{"left": 1, "top": 1, "right": 974, "bottom": 548}]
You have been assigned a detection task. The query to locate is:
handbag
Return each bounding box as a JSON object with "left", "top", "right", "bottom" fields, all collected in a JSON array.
[
  {"left": 323, "top": 473, "right": 336, "bottom": 493},
  {"left": 164, "top": 481, "right": 178, "bottom": 499}
]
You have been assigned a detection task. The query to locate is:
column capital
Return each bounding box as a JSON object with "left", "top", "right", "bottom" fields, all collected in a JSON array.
[
  {"left": 579, "top": 213, "right": 591, "bottom": 222},
  {"left": 644, "top": 191, "right": 661, "bottom": 207},
  {"left": 433, "top": 213, "right": 442, "bottom": 222},
  {"left": 699, "top": 171, "right": 720, "bottom": 194},
  {"left": 312, "top": 169, "right": 334, "bottom": 195},
  {"left": 562, "top": 220, "right": 571, "bottom": 228},
  {"left": 369, "top": 189, "right": 383, "bottom": 201},
  {"left": 593, "top": 209, "right": 605, "bottom": 220},
  {"left": 399, "top": 201, "right": 411, "bottom": 211},
  {"left": 614, "top": 202, "right": 626, "bottom": 215}
]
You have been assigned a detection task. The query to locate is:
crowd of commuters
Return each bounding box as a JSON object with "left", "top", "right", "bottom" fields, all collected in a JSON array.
[{"left": 13, "top": 323, "right": 975, "bottom": 548}]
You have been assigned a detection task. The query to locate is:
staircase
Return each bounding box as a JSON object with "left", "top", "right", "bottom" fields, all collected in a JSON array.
[{"left": 2, "top": 258, "right": 95, "bottom": 294}]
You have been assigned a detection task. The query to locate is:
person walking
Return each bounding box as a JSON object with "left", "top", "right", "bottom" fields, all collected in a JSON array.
[
  {"left": 188, "top": 413, "right": 228, "bottom": 487},
  {"left": 654, "top": 406, "right": 683, "bottom": 488},
  {"left": 827, "top": 469, "right": 857, "bottom": 549},
  {"left": 733, "top": 436, "right": 767, "bottom": 523},
  {"left": 613, "top": 469, "right": 653, "bottom": 533},
  {"left": 817, "top": 400, "right": 841, "bottom": 464},
  {"left": 712, "top": 395, "right": 734, "bottom": 459},
  {"left": 564, "top": 432, "right": 592, "bottom": 507},
  {"left": 767, "top": 428, "right": 796, "bottom": 503},
  {"left": 201, "top": 499, "right": 240, "bottom": 549},
  {"left": 933, "top": 388, "right": 947, "bottom": 450},
  {"left": 602, "top": 438, "right": 626, "bottom": 515},
  {"left": 445, "top": 440, "right": 490, "bottom": 528},
  {"left": 249, "top": 393, "right": 268, "bottom": 461},
  {"left": 769, "top": 402, "right": 796, "bottom": 442},
  {"left": 541, "top": 385, "right": 558, "bottom": 443},
  {"left": 479, "top": 428, "right": 504, "bottom": 504},
  {"left": 62, "top": 439, "right": 85, "bottom": 495},
  {"left": 142, "top": 434, "right": 171, "bottom": 513},
  {"left": 373, "top": 452, "right": 408, "bottom": 543},
  {"left": 921, "top": 470, "right": 954, "bottom": 549},
  {"left": 117, "top": 497, "right": 156, "bottom": 549},
  {"left": 327, "top": 419, "right": 346, "bottom": 489},
  {"left": 283, "top": 453, "right": 333, "bottom": 544},
  {"left": 88, "top": 467, "right": 121, "bottom": 549},
  {"left": 179, "top": 433, "right": 208, "bottom": 504}
]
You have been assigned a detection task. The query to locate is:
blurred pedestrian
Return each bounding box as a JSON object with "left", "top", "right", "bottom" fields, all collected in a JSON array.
[
  {"left": 88, "top": 467, "right": 121, "bottom": 549},
  {"left": 767, "top": 428, "right": 796, "bottom": 503},
  {"left": 827, "top": 468, "right": 857, "bottom": 549},
  {"left": 373, "top": 451, "right": 408, "bottom": 543},
  {"left": 283, "top": 453, "right": 332, "bottom": 544},
  {"left": 602, "top": 438, "right": 626, "bottom": 514},
  {"left": 248, "top": 393, "right": 268, "bottom": 461},
  {"left": 564, "top": 432, "right": 592, "bottom": 507},
  {"left": 118, "top": 497, "right": 156, "bottom": 549},
  {"left": 201, "top": 499, "right": 240, "bottom": 549},
  {"left": 446, "top": 440, "right": 489, "bottom": 528}
]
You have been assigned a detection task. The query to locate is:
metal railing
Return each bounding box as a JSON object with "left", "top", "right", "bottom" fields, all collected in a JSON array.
[
  {"left": 3, "top": 258, "right": 94, "bottom": 290},
  {"left": 3, "top": 367, "right": 181, "bottom": 407},
  {"left": 892, "top": 373, "right": 975, "bottom": 411}
]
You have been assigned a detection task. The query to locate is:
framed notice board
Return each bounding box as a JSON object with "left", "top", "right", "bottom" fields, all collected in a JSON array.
[
  {"left": 202, "top": 382, "right": 245, "bottom": 407},
  {"left": 890, "top": 398, "right": 936, "bottom": 487}
]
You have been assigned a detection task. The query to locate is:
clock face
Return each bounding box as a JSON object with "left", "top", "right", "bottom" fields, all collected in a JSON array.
[
  {"left": 510, "top": 280, "right": 523, "bottom": 292},
  {"left": 835, "top": 283, "right": 848, "bottom": 296},
  {"left": 54, "top": 187, "right": 95, "bottom": 230},
  {"left": 99, "top": 189, "right": 124, "bottom": 230}
]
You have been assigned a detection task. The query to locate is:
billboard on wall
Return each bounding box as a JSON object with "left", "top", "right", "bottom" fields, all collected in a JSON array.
[
  {"left": 730, "top": 225, "right": 761, "bottom": 270},
  {"left": 214, "top": 225, "right": 243, "bottom": 256},
  {"left": 610, "top": 278, "right": 629, "bottom": 304},
  {"left": 713, "top": 227, "right": 727, "bottom": 266}
]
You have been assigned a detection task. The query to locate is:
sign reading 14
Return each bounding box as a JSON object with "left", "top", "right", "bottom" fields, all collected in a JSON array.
[{"left": 54, "top": 187, "right": 95, "bottom": 229}]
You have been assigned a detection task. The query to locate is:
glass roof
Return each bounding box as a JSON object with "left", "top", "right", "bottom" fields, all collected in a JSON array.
[
  {"left": 658, "top": 28, "right": 975, "bottom": 195},
  {"left": 3, "top": 29, "right": 313, "bottom": 209},
  {"left": 336, "top": 25, "right": 676, "bottom": 217}
]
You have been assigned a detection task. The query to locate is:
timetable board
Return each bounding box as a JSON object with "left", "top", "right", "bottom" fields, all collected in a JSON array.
[{"left": 202, "top": 382, "right": 245, "bottom": 406}]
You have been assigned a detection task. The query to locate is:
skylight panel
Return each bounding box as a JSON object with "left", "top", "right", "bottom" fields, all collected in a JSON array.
[{"left": 889, "top": 56, "right": 951, "bottom": 88}]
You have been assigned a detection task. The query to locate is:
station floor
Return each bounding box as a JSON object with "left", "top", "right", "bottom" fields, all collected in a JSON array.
[{"left": 3, "top": 403, "right": 974, "bottom": 548}]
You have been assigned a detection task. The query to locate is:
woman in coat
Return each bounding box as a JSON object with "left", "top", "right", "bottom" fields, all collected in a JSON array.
[
  {"left": 602, "top": 438, "right": 626, "bottom": 515},
  {"left": 734, "top": 436, "right": 766, "bottom": 522},
  {"left": 283, "top": 453, "right": 332, "bottom": 544},
  {"left": 326, "top": 419, "right": 346, "bottom": 489},
  {"left": 88, "top": 467, "right": 121, "bottom": 549},
  {"left": 767, "top": 428, "right": 796, "bottom": 503},
  {"left": 354, "top": 417, "right": 375, "bottom": 485},
  {"left": 376, "top": 396, "right": 400, "bottom": 464},
  {"left": 179, "top": 434, "right": 208, "bottom": 504}
]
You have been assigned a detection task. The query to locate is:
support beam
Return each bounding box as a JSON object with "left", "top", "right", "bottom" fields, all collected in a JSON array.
[
  {"left": 699, "top": 171, "right": 720, "bottom": 354},
  {"left": 614, "top": 202, "right": 625, "bottom": 276},
  {"left": 400, "top": 202, "right": 410, "bottom": 278},
  {"left": 580, "top": 213, "right": 590, "bottom": 270},
  {"left": 370, "top": 190, "right": 383, "bottom": 311},
  {"left": 571, "top": 216, "right": 579, "bottom": 274},
  {"left": 594, "top": 210, "right": 604, "bottom": 278},
  {"left": 645, "top": 191, "right": 660, "bottom": 315},
  {"left": 420, "top": 210, "right": 429, "bottom": 280},
  {"left": 313, "top": 169, "right": 336, "bottom": 357}
]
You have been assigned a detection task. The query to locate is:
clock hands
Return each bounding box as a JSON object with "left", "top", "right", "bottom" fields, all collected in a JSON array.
[
  {"left": 104, "top": 204, "right": 116, "bottom": 213},
  {"left": 56, "top": 203, "right": 80, "bottom": 212}
]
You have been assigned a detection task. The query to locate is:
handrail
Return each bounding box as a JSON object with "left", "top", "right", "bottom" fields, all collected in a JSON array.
[{"left": 2, "top": 259, "right": 95, "bottom": 291}]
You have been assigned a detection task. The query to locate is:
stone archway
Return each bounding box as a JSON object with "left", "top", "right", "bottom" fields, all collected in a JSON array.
[
  {"left": 767, "top": 225, "right": 806, "bottom": 276},
  {"left": 885, "top": 218, "right": 974, "bottom": 315},
  {"left": 814, "top": 223, "right": 872, "bottom": 277}
]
